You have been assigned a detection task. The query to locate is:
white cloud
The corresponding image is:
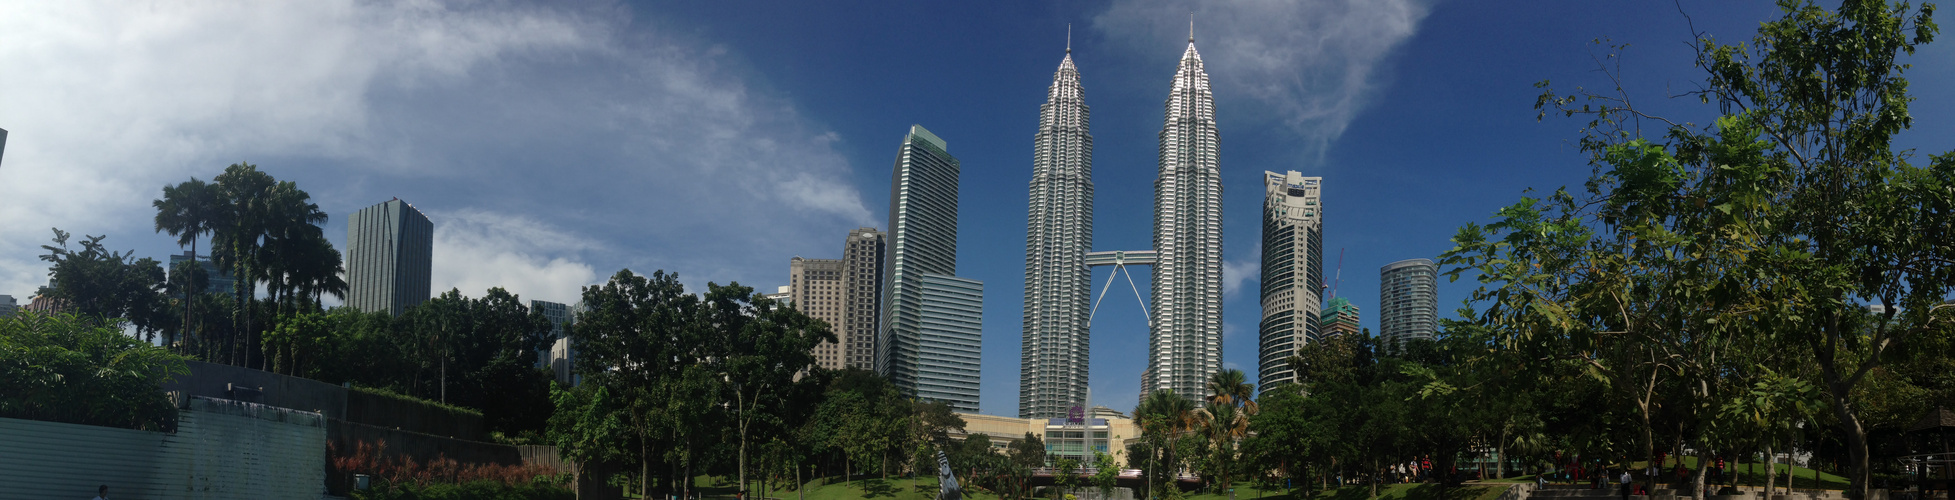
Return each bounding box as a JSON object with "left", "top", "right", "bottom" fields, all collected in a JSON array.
[
  {"left": 0, "top": 1, "right": 873, "bottom": 297},
  {"left": 429, "top": 209, "right": 598, "bottom": 305},
  {"left": 1093, "top": 0, "right": 1434, "bottom": 162},
  {"left": 1221, "top": 244, "right": 1261, "bottom": 298}
]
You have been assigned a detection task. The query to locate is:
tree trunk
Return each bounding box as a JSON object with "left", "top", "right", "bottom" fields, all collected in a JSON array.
[
  {"left": 1692, "top": 447, "right": 1709, "bottom": 500},
  {"left": 642, "top": 438, "right": 652, "bottom": 499},
  {"left": 1830, "top": 389, "right": 1871, "bottom": 500},
  {"left": 181, "top": 238, "right": 197, "bottom": 354},
  {"left": 1764, "top": 445, "right": 1776, "bottom": 500}
]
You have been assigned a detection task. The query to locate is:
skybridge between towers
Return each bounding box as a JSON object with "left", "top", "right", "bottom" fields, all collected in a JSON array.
[{"left": 1084, "top": 250, "right": 1157, "bottom": 327}]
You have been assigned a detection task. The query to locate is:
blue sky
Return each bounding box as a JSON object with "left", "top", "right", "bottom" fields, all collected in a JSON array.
[{"left": 2, "top": 1, "right": 1950, "bottom": 417}]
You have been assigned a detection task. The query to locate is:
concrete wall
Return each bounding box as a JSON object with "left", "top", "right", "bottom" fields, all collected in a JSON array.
[
  {"left": 0, "top": 396, "right": 327, "bottom": 500},
  {"left": 163, "top": 360, "right": 485, "bottom": 440},
  {"left": 162, "top": 360, "right": 349, "bottom": 419}
]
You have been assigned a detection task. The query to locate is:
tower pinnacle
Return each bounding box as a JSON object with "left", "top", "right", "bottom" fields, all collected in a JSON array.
[
  {"left": 1189, "top": 13, "right": 1194, "bottom": 43},
  {"left": 1067, "top": 24, "right": 1072, "bottom": 54}
]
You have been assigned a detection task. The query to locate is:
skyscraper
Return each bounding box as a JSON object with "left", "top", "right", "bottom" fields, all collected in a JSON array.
[
  {"left": 1021, "top": 43, "right": 1095, "bottom": 419},
  {"left": 1145, "top": 29, "right": 1224, "bottom": 402},
  {"left": 879, "top": 125, "right": 981, "bottom": 408},
  {"left": 917, "top": 274, "right": 984, "bottom": 412},
  {"left": 1320, "top": 297, "right": 1361, "bottom": 338},
  {"left": 792, "top": 257, "right": 847, "bottom": 371},
  {"left": 1380, "top": 258, "right": 1440, "bottom": 353},
  {"left": 346, "top": 198, "right": 433, "bottom": 316},
  {"left": 1257, "top": 171, "right": 1323, "bottom": 392},
  {"left": 532, "top": 299, "right": 571, "bottom": 369},
  {"left": 843, "top": 228, "right": 885, "bottom": 370}
]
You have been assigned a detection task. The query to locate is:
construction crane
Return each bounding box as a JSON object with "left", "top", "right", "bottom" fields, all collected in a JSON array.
[{"left": 1327, "top": 248, "right": 1344, "bottom": 299}]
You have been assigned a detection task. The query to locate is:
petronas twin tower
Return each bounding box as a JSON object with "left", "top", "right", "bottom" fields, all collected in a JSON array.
[{"left": 1021, "top": 30, "right": 1222, "bottom": 418}]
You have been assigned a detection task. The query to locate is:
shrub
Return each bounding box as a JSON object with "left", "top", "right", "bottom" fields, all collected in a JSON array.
[
  {"left": 330, "top": 439, "right": 571, "bottom": 496},
  {"left": 350, "top": 479, "right": 575, "bottom": 500},
  {"left": 0, "top": 311, "right": 188, "bottom": 431}
]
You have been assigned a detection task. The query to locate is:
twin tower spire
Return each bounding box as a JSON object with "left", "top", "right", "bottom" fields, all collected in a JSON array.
[{"left": 1021, "top": 25, "right": 1220, "bottom": 418}]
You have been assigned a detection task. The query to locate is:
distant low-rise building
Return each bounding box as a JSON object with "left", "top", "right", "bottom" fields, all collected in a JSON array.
[
  {"left": 762, "top": 285, "right": 791, "bottom": 307},
  {"left": 0, "top": 294, "right": 17, "bottom": 317},
  {"left": 952, "top": 412, "right": 1140, "bottom": 467},
  {"left": 26, "top": 293, "right": 68, "bottom": 314}
]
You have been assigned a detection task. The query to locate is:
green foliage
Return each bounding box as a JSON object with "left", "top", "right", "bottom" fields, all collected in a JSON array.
[
  {"left": 0, "top": 311, "right": 189, "bottom": 431},
  {"left": 1462, "top": 0, "right": 1954, "bottom": 497},
  {"left": 37, "top": 229, "right": 172, "bottom": 338},
  {"left": 548, "top": 269, "right": 838, "bottom": 498},
  {"left": 348, "top": 385, "right": 484, "bottom": 419}
]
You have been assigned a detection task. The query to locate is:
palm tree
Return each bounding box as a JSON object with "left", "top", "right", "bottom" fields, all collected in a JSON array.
[
  {"left": 257, "top": 182, "right": 328, "bottom": 315},
  {"left": 153, "top": 177, "right": 223, "bottom": 352},
  {"left": 1138, "top": 389, "right": 1199, "bottom": 497},
  {"left": 1205, "top": 368, "right": 1258, "bottom": 415},
  {"left": 213, "top": 163, "right": 275, "bottom": 366},
  {"left": 1203, "top": 369, "right": 1257, "bottom": 500}
]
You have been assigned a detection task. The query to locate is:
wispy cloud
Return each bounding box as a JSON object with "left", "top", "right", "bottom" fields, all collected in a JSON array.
[
  {"left": 1093, "top": 0, "right": 1434, "bottom": 163},
  {"left": 0, "top": 1, "right": 873, "bottom": 297},
  {"left": 1221, "top": 244, "right": 1261, "bottom": 299}
]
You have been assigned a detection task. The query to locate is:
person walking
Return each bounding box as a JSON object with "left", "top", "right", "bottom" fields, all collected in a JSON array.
[{"left": 1620, "top": 470, "right": 1632, "bottom": 500}]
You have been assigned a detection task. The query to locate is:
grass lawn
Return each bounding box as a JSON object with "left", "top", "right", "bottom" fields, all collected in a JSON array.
[
  {"left": 1613, "top": 456, "right": 1849, "bottom": 491},
  {"left": 1178, "top": 482, "right": 1509, "bottom": 500}
]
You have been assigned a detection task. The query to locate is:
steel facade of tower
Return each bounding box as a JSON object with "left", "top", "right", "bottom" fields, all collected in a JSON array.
[
  {"left": 1257, "top": 171, "right": 1323, "bottom": 392},
  {"left": 843, "top": 228, "right": 886, "bottom": 370},
  {"left": 917, "top": 274, "right": 984, "bottom": 412},
  {"left": 346, "top": 199, "right": 433, "bottom": 316},
  {"left": 879, "top": 125, "right": 974, "bottom": 404},
  {"left": 1379, "top": 259, "right": 1440, "bottom": 353},
  {"left": 1145, "top": 37, "right": 1224, "bottom": 402},
  {"left": 1021, "top": 48, "right": 1095, "bottom": 419}
]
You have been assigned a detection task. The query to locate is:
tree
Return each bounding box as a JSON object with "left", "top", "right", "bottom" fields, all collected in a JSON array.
[
  {"left": 1696, "top": 3, "right": 1952, "bottom": 497},
  {"left": 1053, "top": 457, "right": 1080, "bottom": 500},
  {"left": 704, "top": 281, "right": 835, "bottom": 498},
  {"left": 1200, "top": 369, "right": 1256, "bottom": 499},
  {"left": 1011, "top": 432, "right": 1047, "bottom": 498},
  {"left": 1136, "top": 389, "right": 1199, "bottom": 498},
  {"left": 153, "top": 177, "right": 223, "bottom": 350},
  {"left": 212, "top": 162, "right": 276, "bottom": 367},
  {"left": 0, "top": 311, "right": 189, "bottom": 431},
  {"left": 37, "top": 229, "right": 170, "bottom": 338},
  {"left": 1243, "top": 386, "right": 1314, "bottom": 496},
  {"left": 570, "top": 269, "right": 701, "bottom": 499},
  {"left": 1504, "top": 2, "right": 1955, "bottom": 498},
  {"left": 1091, "top": 451, "right": 1119, "bottom": 500}
]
